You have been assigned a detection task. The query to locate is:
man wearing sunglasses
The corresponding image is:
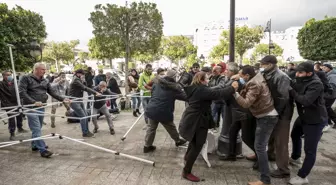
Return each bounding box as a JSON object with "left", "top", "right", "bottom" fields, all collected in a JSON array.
[{"left": 178, "top": 63, "right": 200, "bottom": 87}]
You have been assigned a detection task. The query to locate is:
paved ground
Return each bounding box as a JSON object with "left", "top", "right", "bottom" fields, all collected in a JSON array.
[{"left": 0, "top": 101, "right": 336, "bottom": 185}]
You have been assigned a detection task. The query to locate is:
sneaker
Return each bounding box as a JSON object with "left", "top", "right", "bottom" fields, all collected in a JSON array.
[
  {"left": 32, "top": 145, "right": 49, "bottom": 152},
  {"left": 93, "top": 128, "right": 98, "bottom": 133},
  {"left": 83, "top": 132, "right": 95, "bottom": 138},
  {"left": 17, "top": 128, "right": 28, "bottom": 133},
  {"left": 182, "top": 172, "right": 200, "bottom": 182},
  {"left": 110, "top": 129, "right": 115, "bottom": 135},
  {"left": 288, "top": 175, "right": 309, "bottom": 185},
  {"left": 175, "top": 139, "right": 187, "bottom": 147},
  {"left": 143, "top": 146, "right": 156, "bottom": 153},
  {"left": 323, "top": 125, "right": 331, "bottom": 132},
  {"left": 40, "top": 150, "right": 53, "bottom": 158},
  {"left": 290, "top": 157, "right": 303, "bottom": 166},
  {"left": 133, "top": 111, "right": 138, "bottom": 117},
  {"left": 270, "top": 169, "right": 290, "bottom": 178}
]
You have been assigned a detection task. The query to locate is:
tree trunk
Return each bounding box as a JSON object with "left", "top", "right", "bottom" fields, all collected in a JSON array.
[
  {"left": 55, "top": 59, "right": 59, "bottom": 72},
  {"left": 239, "top": 54, "right": 243, "bottom": 66},
  {"left": 109, "top": 59, "right": 113, "bottom": 69},
  {"left": 124, "top": 15, "right": 131, "bottom": 110}
]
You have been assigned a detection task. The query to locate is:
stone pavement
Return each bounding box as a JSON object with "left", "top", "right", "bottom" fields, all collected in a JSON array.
[{"left": 0, "top": 101, "right": 336, "bottom": 185}]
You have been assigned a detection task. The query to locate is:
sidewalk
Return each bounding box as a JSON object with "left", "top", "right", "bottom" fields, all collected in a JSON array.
[{"left": 0, "top": 101, "right": 335, "bottom": 185}]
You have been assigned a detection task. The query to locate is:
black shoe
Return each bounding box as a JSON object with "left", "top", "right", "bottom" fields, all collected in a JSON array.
[
  {"left": 175, "top": 139, "right": 187, "bottom": 147},
  {"left": 133, "top": 111, "right": 138, "bottom": 117},
  {"left": 40, "top": 150, "right": 53, "bottom": 158},
  {"left": 9, "top": 133, "right": 15, "bottom": 141},
  {"left": 93, "top": 128, "right": 98, "bottom": 133},
  {"left": 252, "top": 162, "right": 259, "bottom": 170},
  {"left": 143, "top": 146, "right": 156, "bottom": 153},
  {"left": 32, "top": 145, "right": 49, "bottom": 152},
  {"left": 219, "top": 155, "right": 237, "bottom": 161},
  {"left": 18, "top": 128, "right": 28, "bottom": 133},
  {"left": 83, "top": 132, "right": 95, "bottom": 138},
  {"left": 136, "top": 109, "right": 142, "bottom": 114},
  {"left": 270, "top": 169, "right": 290, "bottom": 178},
  {"left": 110, "top": 129, "right": 115, "bottom": 135}
]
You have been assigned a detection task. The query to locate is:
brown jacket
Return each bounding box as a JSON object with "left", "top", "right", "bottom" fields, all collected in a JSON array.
[{"left": 235, "top": 73, "right": 275, "bottom": 118}]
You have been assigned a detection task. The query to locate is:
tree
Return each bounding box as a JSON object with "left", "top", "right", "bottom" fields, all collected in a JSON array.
[
  {"left": 211, "top": 26, "right": 263, "bottom": 64},
  {"left": 89, "top": 2, "right": 163, "bottom": 97},
  {"left": 162, "top": 35, "right": 197, "bottom": 66},
  {"left": 43, "top": 40, "right": 79, "bottom": 72},
  {"left": 78, "top": 51, "right": 89, "bottom": 63},
  {"left": 0, "top": 3, "right": 47, "bottom": 71},
  {"left": 254, "top": 43, "right": 284, "bottom": 58},
  {"left": 298, "top": 17, "right": 336, "bottom": 61}
]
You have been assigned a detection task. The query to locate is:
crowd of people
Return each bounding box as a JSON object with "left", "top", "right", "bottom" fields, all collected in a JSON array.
[{"left": 0, "top": 55, "right": 335, "bottom": 185}]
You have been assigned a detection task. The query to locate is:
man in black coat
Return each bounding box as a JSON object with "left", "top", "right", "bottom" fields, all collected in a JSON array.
[
  {"left": 0, "top": 70, "right": 28, "bottom": 140},
  {"left": 288, "top": 62, "right": 327, "bottom": 185},
  {"left": 178, "top": 63, "right": 200, "bottom": 87},
  {"left": 106, "top": 72, "right": 121, "bottom": 113},
  {"left": 286, "top": 63, "right": 296, "bottom": 80},
  {"left": 144, "top": 70, "right": 187, "bottom": 153}
]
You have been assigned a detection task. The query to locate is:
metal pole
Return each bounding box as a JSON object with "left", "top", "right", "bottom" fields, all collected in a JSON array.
[
  {"left": 8, "top": 45, "right": 22, "bottom": 110},
  {"left": 121, "top": 112, "right": 144, "bottom": 141},
  {"left": 269, "top": 19, "right": 272, "bottom": 55},
  {"left": 229, "top": 0, "right": 235, "bottom": 62}
]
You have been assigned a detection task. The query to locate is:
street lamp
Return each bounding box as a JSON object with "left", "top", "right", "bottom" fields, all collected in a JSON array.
[{"left": 29, "top": 40, "right": 43, "bottom": 62}]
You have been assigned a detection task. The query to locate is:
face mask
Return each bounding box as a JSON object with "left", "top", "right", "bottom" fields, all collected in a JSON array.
[
  {"left": 259, "top": 68, "right": 265, "bottom": 72},
  {"left": 295, "top": 76, "right": 311, "bottom": 82},
  {"left": 239, "top": 77, "right": 246, "bottom": 85},
  {"left": 7, "top": 76, "right": 13, "bottom": 82}
]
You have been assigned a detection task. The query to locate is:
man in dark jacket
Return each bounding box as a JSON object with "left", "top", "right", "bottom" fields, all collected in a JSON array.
[
  {"left": 106, "top": 72, "right": 121, "bottom": 113},
  {"left": 69, "top": 69, "right": 100, "bottom": 138},
  {"left": 260, "top": 55, "right": 294, "bottom": 178},
  {"left": 321, "top": 64, "right": 336, "bottom": 130},
  {"left": 287, "top": 63, "right": 296, "bottom": 80},
  {"left": 94, "top": 69, "right": 106, "bottom": 86},
  {"left": 0, "top": 70, "right": 27, "bottom": 140},
  {"left": 178, "top": 63, "right": 200, "bottom": 87},
  {"left": 85, "top": 67, "right": 95, "bottom": 109},
  {"left": 288, "top": 62, "right": 327, "bottom": 185},
  {"left": 144, "top": 70, "right": 187, "bottom": 153},
  {"left": 19, "top": 63, "right": 68, "bottom": 158}
]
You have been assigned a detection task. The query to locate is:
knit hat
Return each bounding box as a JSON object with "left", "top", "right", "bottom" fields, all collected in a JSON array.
[
  {"left": 323, "top": 64, "right": 333, "bottom": 70},
  {"left": 296, "top": 62, "right": 314, "bottom": 73},
  {"left": 260, "top": 55, "right": 278, "bottom": 64},
  {"left": 166, "top": 70, "right": 177, "bottom": 79},
  {"left": 75, "top": 69, "right": 85, "bottom": 74}
]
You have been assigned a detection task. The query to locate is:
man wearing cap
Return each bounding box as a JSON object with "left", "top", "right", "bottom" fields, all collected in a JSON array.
[
  {"left": 178, "top": 63, "right": 200, "bottom": 87},
  {"left": 288, "top": 62, "right": 327, "bottom": 185},
  {"left": 321, "top": 63, "right": 336, "bottom": 130},
  {"left": 69, "top": 69, "right": 101, "bottom": 137},
  {"left": 259, "top": 55, "right": 294, "bottom": 178},
  {"left": 143, "top": 70, "right": 187, "bottom": 153}
]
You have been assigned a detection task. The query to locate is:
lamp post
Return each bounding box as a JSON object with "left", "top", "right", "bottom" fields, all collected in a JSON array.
[{"left": 229, "top": 0, "right": 235, "bottom": 62}]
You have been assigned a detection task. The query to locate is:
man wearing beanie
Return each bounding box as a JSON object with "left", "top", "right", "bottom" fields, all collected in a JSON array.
[
  {"left": 322, "top": 63, "right": 336, "bottom": 130},
  {"left": 259, "top": 55, "right": 294, "bottom": 178},
  {"left": 178, "top": 63, "right": 200, "bottom": 87},
  {"left": 143, "top": 70, "right": 187, "bottom": 153},
  {"left": 288, "top": 62, "right": 327, "bottom": 185}
]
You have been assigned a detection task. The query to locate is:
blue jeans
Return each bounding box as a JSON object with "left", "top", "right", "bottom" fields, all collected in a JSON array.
[
  {"left": 142, "top": 97, "right": 150, "bottom": 124},
  {"left": 70, "top": 102, "right": 89, "bottom": 134},
  {"left": 27, "top": 108, "right": 47, "bottom": 153},
  {"left": 255, "top": 116, "right": 278, "bottom": 184},
  {"left": 131, "top": 96, "right": 141, "bottom": 110},
  {"left": 211, "top": 103, "right": 225, "bottom": 128},
  {"left": 291, "top": 118, "right": 325, "bottom": 178}
]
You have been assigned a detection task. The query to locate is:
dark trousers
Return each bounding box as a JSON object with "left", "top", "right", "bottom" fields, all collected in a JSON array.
[
  {"left": 6, "top": 110, "right": 23, "bottom": 133},
  {"left": 325, "top": 98, "right": 336, "bottom": 125},
  {"left": 184, "top": 127, "right": 208, "bottom": 173},
  {"left": 110, "top": 99, "right": 118, "bottom": 110},
  {"left": 228, "top": 119, "right": 256, "bottom": 156},
  {"left": 291, "top": 118, "right": 325, "bottom": 178}
]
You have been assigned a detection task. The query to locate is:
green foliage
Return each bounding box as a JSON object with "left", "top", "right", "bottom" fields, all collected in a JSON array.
[
  {"left": 210, "top": 31, "right": 229, "bottom": 59},
  {"left": 298, "top": 17, "right": 336, "bottom": 61},
  {"left": 74, "top": 63, "right": 88, "bottom": 71},
  {"left": 162, "top": 35, "right": 197, "bottom": 65},
  {"left": 97, "top": 65, "right": 104, "bottom": 70},
  {"left": 254, "top": 43, "right": 283, "bottom": 57},
  {"left": 184, "top": 53, "right": 198, "bottom": 68},
  {"left": 78, "top": 51, "right": 89, "bottom": 62},
  {"left": 0, "top": 3, "right": 47, "bottom": 71},
  {"left": 242, "top": 58, "right": 251, "bottom": 65}
]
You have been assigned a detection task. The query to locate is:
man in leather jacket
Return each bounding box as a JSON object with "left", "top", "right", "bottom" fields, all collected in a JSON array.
[
  {"left": 178, "top": 63, "right": 200, "bottom": 87},
  {"left": 259, "top": 55, "right": 294, "bottom": 178},
  {"left": 19, "top": 63, "right": 69, "bottom": 158}
]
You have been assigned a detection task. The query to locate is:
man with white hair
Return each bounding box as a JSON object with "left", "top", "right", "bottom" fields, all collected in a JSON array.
[{"left": 19, "top": 63, "right": 70, "bottom": 158}]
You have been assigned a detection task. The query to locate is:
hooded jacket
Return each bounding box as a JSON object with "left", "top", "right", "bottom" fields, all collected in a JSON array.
[
  {"left": 325, "top": 70, "right": 336, "bottom": 99},
  {"left": 178, "top": 84, "right": 235, "bottom": 141},
  {"left": 145, "top": 77, "right": 187, "bottom": 123},
  {"left": 0, "top": 80, "right": 18, "bottom": 107}
]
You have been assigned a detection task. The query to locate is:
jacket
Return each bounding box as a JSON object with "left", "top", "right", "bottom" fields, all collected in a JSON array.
[
  {"left": 145, "top": 77, "right": 187, "bottom": 123},
  {"left": 93, "top": 86, "right": 117, "bottom": 109},
  {"left": 69, "top": 76, "right": 97, "bottom": 98},
  {"left": 235, "top": 73, "right": 275, "bottom": 118},
  {"left": 138, "top": 72, "right": 154, "bottom": 96},
  {"left": 290, "top": 74, "right": 327, "bottom": 124},
  {"left": 85, "top": 72, "right": 94, "bottom": 88},
  {"left": 0, "top": 80, "right": 18, "bottom": 107},
  {"left": 107, "top": 77, "right": 121, "bottom": 94},
  {"left": 94, "top": 74, "right": 106, "bottom": 86},
  {"left": 128, "top": 75, "right": 139, "bottom": 93},
  {"left": 19, "top": 74, "right": 64, "bottom": 105},
  {"left": 324, "top": 70, "right": 336, "bottom": 99},
  {"left": 179, "top": 84, "right": 235, "bottom": 141},
  {"left": 178, "top": 71, "right": 195, "bottom": 87},
  {"left": 51, "top": 78, "right": 69, "bottom": 102},
  {"left": 263, "top": 67, "right": 293, "bottom": 120},
  {"left": 209, "top": 75, "right": 227, "bottom": 104}
]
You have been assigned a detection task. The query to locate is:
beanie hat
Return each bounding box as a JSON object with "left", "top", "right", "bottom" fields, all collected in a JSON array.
[
  {"left": 260, "top": 55, "right": 278, "bottom": 64},
  {"left": 166, "top": 70, "right": 177, "bottom": 79},
  {"left": 323, "top": 64, "right": 333, "bottom": 70},
  {"left": 296, "top": 62, "right": 314, "bottom": 73}
]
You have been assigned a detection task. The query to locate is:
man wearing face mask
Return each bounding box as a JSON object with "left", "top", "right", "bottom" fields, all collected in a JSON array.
[
  {"left": 259, "top": 55, "right": 294, "bottom": 178},
  {"left": 138, "top": 64, "right": 155, "bottom": 124},
  {"left": 92, "top": 81, "right": 120, "bottom": 135},
  {"left": 0, "top": 70, "right": 28, "bottom": 140},
  {"left": 69, "top": 69, "right": 101, "bottom": 138},
  {"left": 288, "top": 62, "right": 327, "bottom": 185}
]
